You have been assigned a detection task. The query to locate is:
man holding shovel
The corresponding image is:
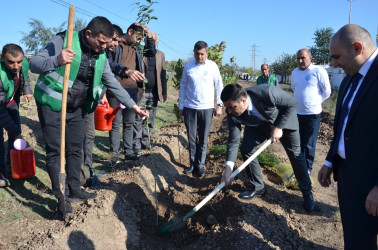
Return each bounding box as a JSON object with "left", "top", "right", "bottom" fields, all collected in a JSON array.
[
  {"left": 220, "top": 83, "right": 314, "bottom": 212},
  {"left": 30, "top": 16, "right": 148, "bottom": 218}
]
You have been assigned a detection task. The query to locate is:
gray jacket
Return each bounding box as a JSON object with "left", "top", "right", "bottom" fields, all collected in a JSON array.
[{"left": 226, "top": 85, "right": 298, "bottom": 162}]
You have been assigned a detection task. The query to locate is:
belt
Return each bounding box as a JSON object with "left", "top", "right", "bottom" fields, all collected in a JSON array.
[{"left": 144, "top": 89, "right": 154, "bottom": 93}]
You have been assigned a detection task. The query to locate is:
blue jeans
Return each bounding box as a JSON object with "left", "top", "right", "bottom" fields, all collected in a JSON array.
[
  {"left": 108, "top": 88, "right": 138, "bottom": 156},
  {"left": 0, "top": 103, "right": 21, "bottom": 174},
  {"left": 297, "top": 114, "right": 321, "bottom": 173}
]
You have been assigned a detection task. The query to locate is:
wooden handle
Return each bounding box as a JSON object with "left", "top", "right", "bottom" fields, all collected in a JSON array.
[{"left": 60, "top": 5, "right": 75, "bottom": 175}]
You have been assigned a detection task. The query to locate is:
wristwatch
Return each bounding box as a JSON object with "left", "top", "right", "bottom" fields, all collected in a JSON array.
[{"left": 217, "top": 103, "right": 223, "bottom": 107}]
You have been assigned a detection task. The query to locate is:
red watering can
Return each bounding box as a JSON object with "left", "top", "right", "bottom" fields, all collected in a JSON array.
[
  {"left": 94, "top": 101, "right": 124, "bottom": 131},
  {"left": 10, "top": 139, "right": 36, "bottom": 179}
]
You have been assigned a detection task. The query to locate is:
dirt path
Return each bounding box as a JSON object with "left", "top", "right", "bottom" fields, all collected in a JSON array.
[{"left": 0, "top": 83, "right": 343, "bottom": 249}]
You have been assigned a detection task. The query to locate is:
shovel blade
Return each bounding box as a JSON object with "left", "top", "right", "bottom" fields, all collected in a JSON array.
[
  {"left": 58, "top": 173, "right": 66, "bottom": 218},
  {"left": 159, "top": 216, "right": 187, "bottom": 237}
]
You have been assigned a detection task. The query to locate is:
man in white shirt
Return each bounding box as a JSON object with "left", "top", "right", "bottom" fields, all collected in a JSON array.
[
  {"left": 178, "top": 41, "right": 223, "bottom": 177},
  {"left": 291, "top": 49, "right": 331, "bottom": 173},
  {"left": 318, "top": 24, "right": 378, "bottom": 249}
]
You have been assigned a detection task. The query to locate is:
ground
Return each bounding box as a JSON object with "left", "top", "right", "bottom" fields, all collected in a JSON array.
[{"left": 0, "top": 82, "right": 343, "bottom": 249}]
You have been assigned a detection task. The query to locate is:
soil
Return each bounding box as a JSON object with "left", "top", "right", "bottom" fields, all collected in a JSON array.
[{"left": 0, "top": 82, "right": 343, "bottom": 249}]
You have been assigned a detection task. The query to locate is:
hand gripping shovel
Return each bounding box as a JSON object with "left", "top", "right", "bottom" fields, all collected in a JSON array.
[
  {"left": 159, "top": 138, "right": 272, "bottom": 236},
  {"left": 59, "top": 5, "right": 75, "bottom": 219}
]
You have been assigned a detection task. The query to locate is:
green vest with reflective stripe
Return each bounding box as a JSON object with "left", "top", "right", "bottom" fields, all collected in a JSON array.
[
  {"left": 0, "top": 57, "right": 29, "bottom": 101},
  {"left": 34, "top": 31, "right": 105, "bottom": 112},
  {"left": 257, "top": 74, "right": 276, "bottom": 86}
]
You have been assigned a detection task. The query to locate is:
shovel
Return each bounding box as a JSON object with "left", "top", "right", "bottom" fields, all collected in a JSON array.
[
  {"left": 159, "top": 138, "right": 272, "bottom": 236},
  {"left": 59, "top": 5, "right": 75, "bottom": 219}
]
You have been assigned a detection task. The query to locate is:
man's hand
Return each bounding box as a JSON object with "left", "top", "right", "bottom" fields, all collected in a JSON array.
[
  {"left": 57, "top": 48, "right": 75, "bottom": 66},
  {"left": 132, "top": 105, "right": 149, "bottom": 117},
  {"left": 125, "top": 69, "right": 145, "bottom": 82},
  {"left": 163, "top": 94, "right": 167, "bottom": 102},
  {"left": 214, "top": 105, "right": 222, "bottom": 117},
  {"left": 271, "top": 127, "right": 283, "bottom": 143},
  {"left": 221, "top": 164, "right": 234, "bottom": 186},
  {"left": 179, "top": 109, "right": 184, "bottom": 117},
  {"left": 318, "top": 165, "right": 333, "bottom": 187},
  {"left": 366, "top": 186, "right": 378, "bottom": 216},
  {"left": 99, "top": 95, "right": 108, "bottom": 105},
  {"left": 23, "top": 94, "right": 33, "bottom": 102}
]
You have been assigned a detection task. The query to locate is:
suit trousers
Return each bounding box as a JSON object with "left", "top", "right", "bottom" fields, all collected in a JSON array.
[
  {"left": 37, "top": 103, "right": 85, "bottom": 195},
  {"left": 133, "top": 91, "right": 158, "bottom": 151},
  {"left": 337, "top": 160, "right": 378, "bottom": 249},
  {"left": 108, "top": 88, "right": 138, "bottom": 157},
  {"left": 0, "top": 103, "right": 20, "bottom": 174},
  {"left": 241, "top": 125, "right": 311, "bottom": 193},
  {"left": 183, "top": 107, "right": 213, "bottom": 170}
]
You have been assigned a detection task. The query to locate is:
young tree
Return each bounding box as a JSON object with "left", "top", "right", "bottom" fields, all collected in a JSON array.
[
  {"left": 309, "top": 27, "right": 334, "bottom": 65},
  {"left": 271, "top": 53, "right": 297, "bottom": 84}
]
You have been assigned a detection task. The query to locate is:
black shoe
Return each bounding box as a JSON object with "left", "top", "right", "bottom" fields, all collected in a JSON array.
[
  {"left": 195, "top": 168, "right": 206, "bottom": 178},
  {"left": 184, "top": 165, "right": 195, "bottom": 175},
  {"left": 303, "top": 192, "right": 315, "bottom": 212},
  {"left": 69, "top": 188, "right": 98, "bottom": 203},
  {"left": 105, "top": 152, "right": 120, "bottom": 167},
  {"left": 94, "top": 171, "right": 107, "bottom": 178},
  {"left": 58, "top": 197, "right": 74, "bottom": 218},
  {"left": 124, "top": 154, "right": 139, "bottom": 162},
  {"left": 238, "top": 188, "right": 266, "bottom": 200},
  {"left": 134, "top": 149, "right": 142, "bottom": 156},
  {"left": 0, "top": 173, "right": 10, "bottom": 188}
]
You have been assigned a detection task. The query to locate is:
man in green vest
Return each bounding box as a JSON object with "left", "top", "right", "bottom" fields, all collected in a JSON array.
[
  {"left": 30, "top": 16, "right": 148, "bottom": 219},
  {"left": 256, "top": 64, "right": 279, "bottom": 87},
  {"left": 0, "top": 44, "right": 33, "bottom": 188}
]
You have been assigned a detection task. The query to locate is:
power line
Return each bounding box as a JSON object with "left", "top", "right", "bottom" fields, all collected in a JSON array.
[{"left": 84, "top": 0, "right": 133, "bottom": 24}]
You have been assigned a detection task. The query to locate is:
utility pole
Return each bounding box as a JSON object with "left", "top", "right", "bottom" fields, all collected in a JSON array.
[
  {"left": 347, "top": 0, "right": 355, "bottom": 24},
  {"left": 250, "top": 44, "right": 259, "bottom": 71}
]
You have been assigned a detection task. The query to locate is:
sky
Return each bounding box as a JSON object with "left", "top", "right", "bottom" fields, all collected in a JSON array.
[{"left": 1, "top": 0, "right": 377, "bottom": 70}]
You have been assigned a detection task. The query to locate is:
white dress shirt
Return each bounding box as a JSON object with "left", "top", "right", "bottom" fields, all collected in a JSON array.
[
  {"left": 178, "top": 59, "right": 223, "bottom": 110},
  {"left": 291, "top": 64, "right": 331, "bottom": 115},
  {"left": 325, "top": 48, "right": 378, "bottom": 167}
]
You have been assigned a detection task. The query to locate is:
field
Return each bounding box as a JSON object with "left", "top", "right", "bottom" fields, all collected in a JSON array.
[{"left": 0, "top": 81, "right": 343, "bottom": 249}]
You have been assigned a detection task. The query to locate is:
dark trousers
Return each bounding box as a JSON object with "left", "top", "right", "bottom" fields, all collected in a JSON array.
[
  {"left": 337, "top": 160, "right": 378, "bottom": 249},
  {"left": 133, "top": 91, "right": 158, "bottom": 151},
  {"left": 37, "top": 103, "right": 85, "bottom": 195},
  {"left": 83, "top": 112, "right": 95, "bottom": 167},
  {"left": 108, "top": 88, "right": 137, "bottom": 157},
  {"left": 183, "top": 108, "right": 213, "bottom": 170},
  {"left": 297, "top": 114, "right": 321, "bottom": 172},
  {"left": 241, "top": 125, "right": 312, "bottom": 193},
  {"left": 0, "top": 103, "right": 20, "bottom": 174}
]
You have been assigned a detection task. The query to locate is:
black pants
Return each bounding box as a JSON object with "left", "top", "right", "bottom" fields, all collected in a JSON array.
[
  {"left": 337, "top": 160, "right": 378, "bottom": 249},
  {"left": 83, "top": 112, "right": 95, "bottom": 167},
  {"left": 37, "top": 103, "right": 85, "bottom": 195}
]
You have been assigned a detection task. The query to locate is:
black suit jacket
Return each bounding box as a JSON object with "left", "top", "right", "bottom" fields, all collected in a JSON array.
[
  {"left": 326, "top": 56, "right": 378, "bottom": 187},
  {"left": 226, "top": 85, "right": 298, "bottom": 162}
]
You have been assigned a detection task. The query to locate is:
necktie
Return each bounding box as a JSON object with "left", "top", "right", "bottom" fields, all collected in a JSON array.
[
  {"left": 333, "top": 73, "right": 363, "bottom": 147},
  {"left": 14, "top": 74, "right": 19, "bottom": 89}
]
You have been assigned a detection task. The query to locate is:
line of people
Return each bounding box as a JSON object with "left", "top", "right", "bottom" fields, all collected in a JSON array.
[{"left": 0, "top": 19, "right": 376, "bottom": 248}]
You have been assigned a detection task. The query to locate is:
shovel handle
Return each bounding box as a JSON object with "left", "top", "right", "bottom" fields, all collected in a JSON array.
[
  {"left": 60, "top": 5, "right": 75, "bottom": 175},
  {"left": 183, "top": 138, "right": 272, "bottom": 220}
]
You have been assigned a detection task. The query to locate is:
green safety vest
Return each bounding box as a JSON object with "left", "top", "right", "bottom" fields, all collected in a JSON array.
[
  {"left": 257, "top": 74, "right": 276, "bottom": 86},
  {"left": 34, "top": 31, "right": 106, "bottom": 112},
  {"left": 0, "top": 57, "right": 29, "bottom": 101}
]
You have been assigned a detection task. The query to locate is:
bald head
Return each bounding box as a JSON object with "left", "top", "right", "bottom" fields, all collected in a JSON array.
[{"left": 330, "top": 24, "right": 376, "bottom": 75}]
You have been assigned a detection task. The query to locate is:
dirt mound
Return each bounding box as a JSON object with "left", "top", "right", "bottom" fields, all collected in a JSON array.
[{"left": 0, "top": 85, "right": 343, "bottom": 249}]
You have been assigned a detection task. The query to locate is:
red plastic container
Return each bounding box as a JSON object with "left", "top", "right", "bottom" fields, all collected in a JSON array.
[
  {"left": 94, "top": 101, "right": 121, "bottom": 131},
  {"left": 10, "top": 147, "right": 36, "bottom": 179}
]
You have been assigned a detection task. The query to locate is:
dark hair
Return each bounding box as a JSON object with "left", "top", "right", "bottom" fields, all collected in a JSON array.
[
  {"left": 1, "top": 44, "right": 24, "bottom": 58},
  {"left": 221, "top": 83, "right": 248, "bottom": 102},
  {"left": 127, "top": 23, "right": 143, "bottom": 34},
  {"left": 86, "top": 16, "right": 113, "bottom": 38},
  {"left": 194, "top": 41, "right": 208, "bottom": 51},
  {"left": 112, "top": 24, "right": 123, "bottom": 37}
]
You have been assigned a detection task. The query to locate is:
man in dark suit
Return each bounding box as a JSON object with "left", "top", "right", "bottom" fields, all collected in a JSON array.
[
  {"left": 318, "top": 24, "right": 378, "bottom": 249},
  {"left": 220, "top": 83, "right": 314, "bottom": 212}
]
